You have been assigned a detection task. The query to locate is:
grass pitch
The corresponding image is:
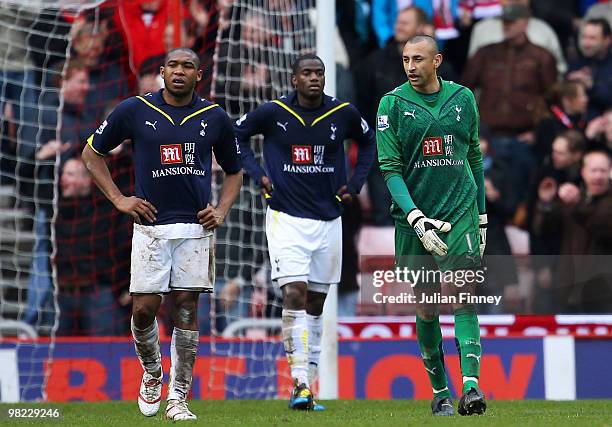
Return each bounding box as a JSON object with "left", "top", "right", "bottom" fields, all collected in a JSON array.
[{"left": 1, "top": 400, "right": 611, "bottom": 426}]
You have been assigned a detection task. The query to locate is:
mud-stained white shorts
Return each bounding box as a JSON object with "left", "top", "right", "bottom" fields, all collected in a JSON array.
[
  {"left": 130, "top": 224, "right": 215, "bottom": 294},
  {"left": 266, "top": 207, "right": 342, "bottom": 291}
]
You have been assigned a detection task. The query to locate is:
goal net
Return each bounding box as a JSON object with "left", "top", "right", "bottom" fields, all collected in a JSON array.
[
  {"left": 0, "top": 0, "right": 315, "bottom": 401},
  {"left": 209, "top": 0, "right": 316, "bottom": 399}
]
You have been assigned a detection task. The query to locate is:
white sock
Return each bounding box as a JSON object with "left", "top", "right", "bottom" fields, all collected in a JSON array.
[
  {"left": 168, "top": 327, "right": 199, "bottom": 401},
  {"left": 306, "top": 313, "right": 322, "bottom": 385},
  {"left": 282, "top": 309, "right": 309, "bottom": 386},
  {"left": 131, "top": 317, "right": 161, "bottom": 376}
]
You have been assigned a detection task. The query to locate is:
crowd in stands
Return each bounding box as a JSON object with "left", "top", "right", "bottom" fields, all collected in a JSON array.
[{"left": 0, "top": 0, "right": 611, "bottom": 336}]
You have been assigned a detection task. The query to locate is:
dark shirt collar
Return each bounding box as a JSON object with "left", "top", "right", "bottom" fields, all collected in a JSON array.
[
  {"left": 153, "top": 89, "right": 199, "bottom": 107},
  {"left": 288, "top": 90, "right": 328, "bottom": 111}
]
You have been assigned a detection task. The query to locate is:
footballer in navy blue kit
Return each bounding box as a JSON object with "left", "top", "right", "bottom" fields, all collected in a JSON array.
[
  {"left": 82, "top": 48, "right": 243, "bottom": 421},
  {"left": 236, "top": 54, "right": 375, "bottom": 411}
]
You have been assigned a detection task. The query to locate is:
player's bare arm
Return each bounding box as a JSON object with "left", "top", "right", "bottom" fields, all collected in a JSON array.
[
  {"left": 197, "top": 170, "right": 243, "bottom": 229},
  {"left": 82, "top": 144, "right": 157, "bottom": 224},
  {"left": 260, "top": 175, "right": 273, "bottom": 198}
]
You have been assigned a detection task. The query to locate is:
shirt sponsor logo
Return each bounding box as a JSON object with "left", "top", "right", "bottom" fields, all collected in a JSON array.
[
  {"left": 292, "top": 145, "right": 312, "bottom": 164},
  {"left": 413, "top": 158, "right": 465, "bottom": 169},
  {"left": 160, "top": 144, "right": 183, "bottom": 164},
  {"left": 152, "top": 166, "right": 206, "bottom": 178},
  {"left": 285, "top": 145, "right": 331, "bottom": 173},
  {"left": 283, "top": 164, "right": 335, "bottom": 173},
  {"left": 313, "top": 145, "right": 324, "bottom": 165},
  {"left": 184, "top": 142, "right": 195, "bottom": 166},
  {"left": 377, "top": 115, "right": 389, "bottom": 131},
  {"left": 422, "top": 137, "right": 443, "bottom": 156},
  {"left": 444, "top": 135, "right": 454, "bottom": 156}
]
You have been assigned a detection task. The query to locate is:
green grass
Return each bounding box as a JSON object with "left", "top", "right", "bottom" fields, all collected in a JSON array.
[{"left": 1, "top": 400, "right": 612, "bottom": 426}]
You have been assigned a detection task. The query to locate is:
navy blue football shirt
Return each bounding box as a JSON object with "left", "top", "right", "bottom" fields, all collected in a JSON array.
[
  {"left": 88, "top": 89, "right": 241, "bottom": 225},
  {"left": 236, "top": 91, "right": 375, "bottom": 220}
]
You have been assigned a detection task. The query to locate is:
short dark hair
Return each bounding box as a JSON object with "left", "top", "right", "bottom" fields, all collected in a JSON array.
[
  {"left": 582, "top": 148, "right": 612, "bottom": 167},
  {"left": 51, "top": 58, "right": 88, "bottom": 88},
  {"left": 583, "top": 148, "right": 612, "bottom": 167},
  {"left": 405, "top": 34, "right": 439, "bottom": 53},
  {"left": 140, "top": 55, "right": 163, "bottom": 77},
  {"left": 164, "top": 48, "right": 201, "bottom": 69},
  {"left": 557, "top": 129, "right": 586, "bottom": 154},
  {"left": 291, "top": 53, "right": 324, "bottom": 76},
  {"left": 547, "top": 80, "right": 585, "bottom": 106},
  {"left": 585, "top": 18, "right": 612, "bottom": 38},
  {"left": 398, "top": 6, "right": 428, "bottom": 27}
]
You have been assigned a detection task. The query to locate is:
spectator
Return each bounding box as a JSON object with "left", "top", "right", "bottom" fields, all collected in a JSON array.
[
  {"left": 70, "top": 18, "right": 129, "bottom": 123},
  {"left": 584, "top": 1, "right": 612, "bottom": 27},
  {"left": 137, "top": 57, "right": 164, "bottom": 95},
  {"left": 534, "top": 80, "right": 589, "bottom": 163},
  {"left": 113, "top": 0, "right": 170, "bottom": 86},
  {"left": 463, "top": 5, "right": 557, "bottom": 139},
  {"left": 215, "top": 10, "right": 278, "bottom": 116},
  {"left": 37, "top": 60, "right": 92, "bottom": 162},
  {"left": 356, "top": 6, "right": 428, "bottom": 226},
  {"left": 0, "top": 4, "right": 40, "bottom": 186},
  {"left": 420, "top": 21, "right": 459, "bottom": 81},
  {"left": 533, "top": 150, "right": 612, "bottom": 312},
  {"left": 463, "top": 4, "right": 557, "bottom": 196},
  {"left": 22, "top": 60, "right": 92, "bottom": 330},
  {"left": 55, "top": 158, "right": 126, "bottom": 336},
  {"left": 567, "top": 18, "right": 612, "bottom": 119},
  {"left": 459, "top": 0, "right": 502, "bottom": 21},
  {"left": 468, "top": 0, "right": 567, "bottom": 74},
  {"left": 479, "top": 129, "right": 519, "bottom": 313},
  {"left": 528, "top": 130, "right": 585, "bottom": 312},
  {"left": 529, "top": 0, "right": 580, "bottom": 59},
  {"left": 372, "top": 0, "right": 462, "bottom": 48},
  {"left": 586, "top": 107, "right": 612, "bottom": 150}
]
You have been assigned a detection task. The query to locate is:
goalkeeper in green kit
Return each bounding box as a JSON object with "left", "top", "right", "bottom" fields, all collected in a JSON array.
[{"left": 376, "top": 35, "right": 487, "bottom": 416}]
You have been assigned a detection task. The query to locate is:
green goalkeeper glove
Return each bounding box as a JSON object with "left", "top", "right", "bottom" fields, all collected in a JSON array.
[
  {"left": 479, "top": 214, "right": 487, "bottom": 258},
  {"left": 407, "top": 208, "right": 452, "bottom": 256}
]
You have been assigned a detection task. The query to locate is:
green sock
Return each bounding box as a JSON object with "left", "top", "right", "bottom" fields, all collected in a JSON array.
[
  {"left": 454, "top": 305, "right": 481, "bottom": 393},
  {"left": 416, "top": 316, "right": 450, "bottom": 399}
]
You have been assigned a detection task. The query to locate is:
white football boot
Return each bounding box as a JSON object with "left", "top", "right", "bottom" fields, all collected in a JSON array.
[
  {"left": 138, "top": 371, "right": 163, "bottom": 416},
  {"left": 166, "top": 399, "right": 197, "bottom": 421}
]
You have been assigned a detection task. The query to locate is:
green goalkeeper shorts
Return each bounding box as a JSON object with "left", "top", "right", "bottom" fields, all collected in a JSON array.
[{"left": 395, "top": 202, "right": 481, "bottom": 275}]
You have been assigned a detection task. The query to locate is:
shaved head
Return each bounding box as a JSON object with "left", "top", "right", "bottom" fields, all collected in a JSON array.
[
  {"left": 405, "top": 35, "right": 439, "bottom": 55},
  {"left": 402, "top": 34, "right": 442, "bottom": 93}
]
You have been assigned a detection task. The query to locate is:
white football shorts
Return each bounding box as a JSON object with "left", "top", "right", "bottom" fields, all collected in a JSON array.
[
  {"left": 266, "top": 207, "right": 342, "bottom": 291},
  {"left": 130, "top": 224, "right": 215, "bottom": 294}
]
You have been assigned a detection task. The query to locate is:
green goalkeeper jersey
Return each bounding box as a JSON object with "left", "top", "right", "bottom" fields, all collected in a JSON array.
[{"left": 376, "top": 78, "right": 483, "bottom": 230}]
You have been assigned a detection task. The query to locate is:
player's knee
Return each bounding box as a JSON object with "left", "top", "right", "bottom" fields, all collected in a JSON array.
[
  {"left": 452, "top": 302, "right": 476, "bottom": 313},
  {"left": 416, "top": 304, "right": 439, "bottom": 321},
  {"left": 132, "top": 303, "right": 157, "bottom": 327},
  {"left": 173, "top": 299, "right": 197, "bottom": 327},
  {"left": 306, "top": 290, "right": 326, "bottom": 316},
  {"left": 282, "top": 284, "right": 307, "bottom": 310}
]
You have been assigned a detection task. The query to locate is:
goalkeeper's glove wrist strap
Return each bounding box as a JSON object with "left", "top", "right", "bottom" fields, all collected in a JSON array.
[
  {"left": 479, "top": 213, "right": 488, "bottom": 227},
  {"left": 407, "top": 208, "right": 424, "bottom": 228}
]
